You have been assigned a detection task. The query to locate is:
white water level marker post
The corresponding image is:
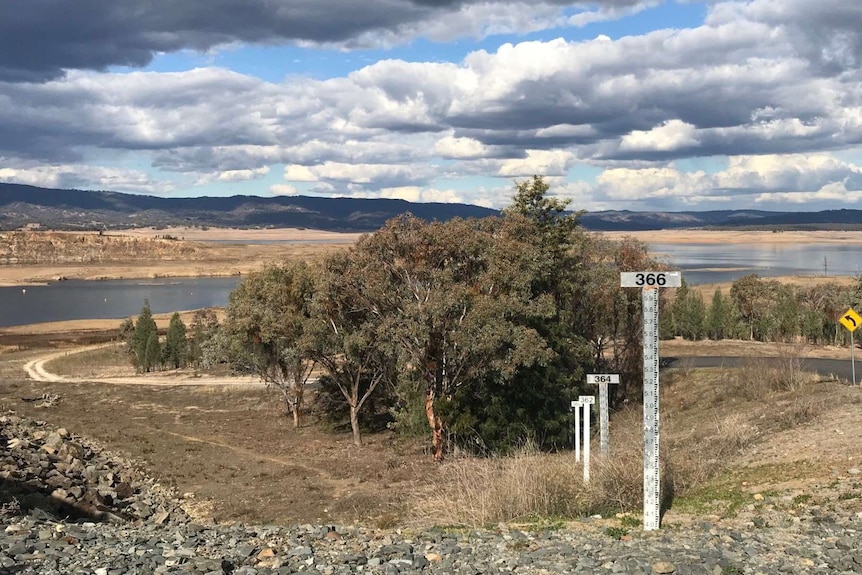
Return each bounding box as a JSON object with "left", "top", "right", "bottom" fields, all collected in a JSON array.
[
  {"left": 620, "top": 271, "right": 681, "bottom": 531},
  {"left": 571, "top": 399, "right": 582, "bottom": 462},
  {"left": 587, "top": 374, "right": 620, "bottom": 455},
  {"left": 579, "top": 395, "right": 595, "bottom": 483}
]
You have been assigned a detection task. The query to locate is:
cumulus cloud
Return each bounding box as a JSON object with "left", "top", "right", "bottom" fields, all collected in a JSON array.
[
  {"left": 270, "top": 184, "right": 299, "bottom": 196},
  {"left": 498, "top": 150, "right": 576, "bottom": 177},
  {"left": 0, "top": 0, "right": 655, "bottom": 82},
  {"left": 2, "top": 0, "right": 862, "bottom": 209},
  {"left": 196, "top": 166, "right": 269, "bottom": 185},
  {"left": 620, "top": 120, "right": 700, "bottom": 153},
  {"left": 5, "top": 8, "right": 862, "bottom": 169},
  {"left": 706, "top": 0, "right": 862, "bottom": 74},
  {"left": 594, "top": 153, "right": 862, "bottom": 207},
  {"left": 0, "top": 163, "right": 173, "bottom": 194},
  {"left": 282, "top": 162, "right": 435, "bottom": 188},
  {"left": 434, "top": 136, "right": 489, "bottom": 159}
]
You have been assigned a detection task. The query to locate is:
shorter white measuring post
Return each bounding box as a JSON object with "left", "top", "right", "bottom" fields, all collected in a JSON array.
[
  {"left": 587, "top": 374, "right": 620, "bottom": 455},
  {"left": 571, "top": 399, "right": 583, "bottom": 462},
  {"left": 840, "top": 308, "right": 861, "bottom": 385},
  {"left": 579, "top": 395, "right": 595, "bottom": 483},
  {"left": 621, "top": 270, "right": 681, "bottom": 531}
]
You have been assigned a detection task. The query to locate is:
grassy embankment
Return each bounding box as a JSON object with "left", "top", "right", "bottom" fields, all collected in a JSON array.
[{"left": 38, "top": 342, "right": 862, "bottom": 528}]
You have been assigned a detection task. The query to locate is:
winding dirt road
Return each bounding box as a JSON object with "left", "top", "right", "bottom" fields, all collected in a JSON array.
[{"left": 23, "top": 344, "right": 263, "bottom": 387}]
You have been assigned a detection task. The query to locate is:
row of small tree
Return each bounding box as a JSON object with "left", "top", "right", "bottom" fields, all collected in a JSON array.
[
  {"left": 666, "top": 275, "right": 862, "bottom": 344},
  {"left": 201, "top": 177, "right": 660, "bottom": 459},
  {"left": 120, "top": 303, "right": 220, "bottom": 373}
]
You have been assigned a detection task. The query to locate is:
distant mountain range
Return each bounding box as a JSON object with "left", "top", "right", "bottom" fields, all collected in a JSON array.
[{"left": 1, "top": 183, "right": 861, "bottom": 232}]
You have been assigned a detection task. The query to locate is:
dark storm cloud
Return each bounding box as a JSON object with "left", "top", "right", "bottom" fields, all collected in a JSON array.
[{"left": 0, "top": 0, "right": 649, "bottom": 82}]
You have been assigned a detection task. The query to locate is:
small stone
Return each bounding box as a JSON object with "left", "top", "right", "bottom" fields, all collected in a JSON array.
[
  {"left": 257, "top": 548, "right": 275, "bottom": 560},
  {"left": 849, "top": 468, "right": 861, "bottom": 475},
  {"left": 425, "top": 553, "right": 443, "bottom": 563},
  {"left": 753, "top": 493, "right": 764, "bottom": 501},
  {"left": 652, "top": 561, "right": 676, "bottom": 574}
]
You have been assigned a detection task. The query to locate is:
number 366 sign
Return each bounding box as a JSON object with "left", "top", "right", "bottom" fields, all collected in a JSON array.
[{"left": 620, "top": 271, "right": 682, "bottom": 288}]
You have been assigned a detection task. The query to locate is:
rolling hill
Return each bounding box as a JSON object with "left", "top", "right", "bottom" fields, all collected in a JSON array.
[{"left": 1, "top": 183, "right": 861, "bottom": 232}]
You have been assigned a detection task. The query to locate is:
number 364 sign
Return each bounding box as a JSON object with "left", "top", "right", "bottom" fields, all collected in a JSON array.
[{"left": 620, "top": 271, "right": 682, "bottom": 288}]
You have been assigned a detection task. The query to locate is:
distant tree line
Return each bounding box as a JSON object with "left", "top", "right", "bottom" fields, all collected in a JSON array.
[
  {"left": 120, "top": 302, "right": 220, "bottom": 373},
  {"left": 664, "top": 275, "right": 862, "bottom": 345}
]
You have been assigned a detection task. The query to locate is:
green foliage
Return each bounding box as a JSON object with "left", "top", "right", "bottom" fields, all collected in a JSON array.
[
  {"left": 118, "top": 317, "right": 135, "bottom": 350},
  {"left": 144, "top": 331, "right": 161, "bottom": 372},
  {"left": 671, "top": 279, "right": 707, "bottom": 340},
  {"left": 188, "top": 308, "right": 219, "bottom": 366},
  {"left": 223, "top": 261, "right": 317, "bottom": 428},
  {"left": 618, "top": 514, "right": 642, "bottom": 528},
  {"left": 306, "top": 249, "right": 398, "bottom": 444},
  {"left": 132, "top": 300, "right": 159, "bottom": 372},
  {"left": 604, "top": 526, "right": 629, "bottom": 540},
  {"left": 707, "top": 288, "right": 733, "bottom": 340},
  {"left": 163, "top": 312, "right": 188, "bottom": 369}
]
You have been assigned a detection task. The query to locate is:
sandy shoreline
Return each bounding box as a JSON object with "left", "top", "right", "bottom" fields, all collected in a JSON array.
[
  {"left": 113, "top": 226, "right": 363, "bottom": 243},
  {"left": 600, "top": 229, "right": 862, "bottom": 244},
  {"left": 1, "top": 226, "right": 859, "bottom": 290},
  {"left": 0, "top": 228, "right": 359, "bottom": 287}
]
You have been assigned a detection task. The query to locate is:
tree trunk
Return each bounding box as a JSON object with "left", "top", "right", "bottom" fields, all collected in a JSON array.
[
  {"left": 292, "top": 402, "right": 299, "bottom": 429},
  {"left": 425, "top": 386, "right": 445, "bottom": 461},
  {"left": 349, "top": 404, "right": 362, "bottom": 447}
]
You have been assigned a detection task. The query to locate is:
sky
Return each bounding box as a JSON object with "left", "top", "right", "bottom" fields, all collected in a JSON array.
[{"left": 1, "top": 1, "right": 862, "bottom": 212}]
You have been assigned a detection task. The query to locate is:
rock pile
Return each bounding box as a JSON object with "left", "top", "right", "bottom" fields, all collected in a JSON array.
[
  {"left": 0, "top": 413, "right": 188, "bottom": 525},
  {"left": 1, "top": 412, "right": 861, "bottom": 574}
]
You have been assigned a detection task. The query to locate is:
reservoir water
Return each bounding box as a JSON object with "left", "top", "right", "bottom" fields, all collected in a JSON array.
[
  {"left": 1, "top": 242, "right": 861, "bottom": 327},
  {"left": 0, "top": 277, "right": 239, "bottom": 328},
  {"left": 652, "top": 242, "right": 862, "bottom": 285}
]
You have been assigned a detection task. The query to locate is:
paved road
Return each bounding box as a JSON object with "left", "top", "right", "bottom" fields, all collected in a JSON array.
[{"left": 664, "top": 355, "right": 859, "bottom": 385}]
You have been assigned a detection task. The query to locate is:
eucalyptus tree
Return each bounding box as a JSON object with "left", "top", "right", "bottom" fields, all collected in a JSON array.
[
  {"left": 336, "top": 214, "right": 554, "bottom": 459},
  {"left": 223, "top": 261, "right": 316, "bottom": 429},
  {"left": 188, "top": 308, "right": 219, "bottom": 367},
  {"left": 306, "top": 249, "right": 396, "bottom": 447}
]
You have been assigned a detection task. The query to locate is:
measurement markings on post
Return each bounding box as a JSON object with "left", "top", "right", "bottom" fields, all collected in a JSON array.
[
  {"left": 642, "top": 287, "right": 660, "bottom": 531},
  {"left": 587, "top": 374, "right": 620, "bottom": 455},
  {"left": 571, "top": 399, "right": 582, "bottom": 462},
  {"left": 622, "top": 271, "right": 678, "bottom": 531},
  {"left": 579, "top": 395, "right": 595, "bottom": 483}
]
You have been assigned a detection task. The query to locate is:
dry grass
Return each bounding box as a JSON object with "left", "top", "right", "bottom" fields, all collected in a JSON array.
[
  {"left": 419, "top": 349, "right": 837, "bottom": 527},
  {"left": 44, "top": 344, "right": 131, "bottom": 378},
  {"left": 414, "top": 444, "right": 595, "bottom": 527}
]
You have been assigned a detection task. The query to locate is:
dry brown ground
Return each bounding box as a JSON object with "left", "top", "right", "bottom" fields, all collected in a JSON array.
[
  {"left": 2, "top": 228, "right": 862, "bottom": 528},
  {"left": 0, "top": 228, "right": 358, "bottom": 287},
  {"left": 2, "top": 330, "right": 862, "bottom": 528},
  {"left": 0, "top": 345, "right": 435, "bottom": 526}
]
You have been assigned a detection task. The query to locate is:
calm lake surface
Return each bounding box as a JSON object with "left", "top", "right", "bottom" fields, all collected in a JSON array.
[
  {"left": 652, "top": 242, "right": 862, "bottom": 285},
  {"left": 0, "top": 277, "right": 239, "bottom": 328},
  {"left": 1, "top": 242, "right": 861, "bottom": 327}
]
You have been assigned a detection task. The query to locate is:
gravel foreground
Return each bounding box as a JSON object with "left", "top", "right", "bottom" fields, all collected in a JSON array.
[{"left": 2, "top": 414, "right": 862, "bottom": 575}]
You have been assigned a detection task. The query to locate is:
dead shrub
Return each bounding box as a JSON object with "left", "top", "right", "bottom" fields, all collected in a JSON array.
[
  {"left": 736, "top": 344, "right": 813, "bottom": 398},
  {"left": 665, "top": 410, "right": 760, "bottom": 493},
  {"left": 415, "top": 441, "right": 610, "bottom": 527},
  {"left": 765, "top": 396, "right": 825, "bottom": 430},
  {"left": 416, "top": 414, "right": 654, "bottom": 527}
]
